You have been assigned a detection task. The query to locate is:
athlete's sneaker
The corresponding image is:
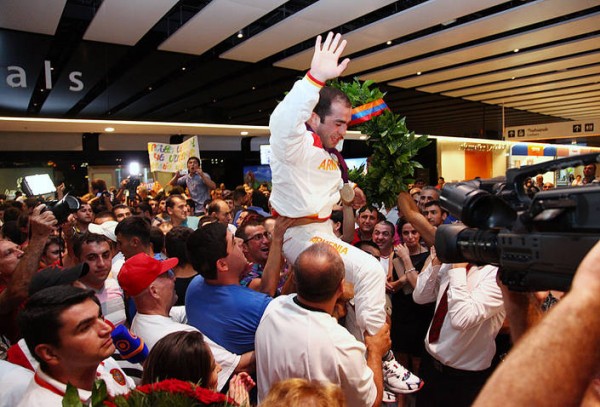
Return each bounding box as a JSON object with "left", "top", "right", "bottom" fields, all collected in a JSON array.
[
  {"left": 383, "top": 359, "right": 424, "bottom": 394},
  {"left": 382, "top": 388, "right": 397, "bottom": 403}
]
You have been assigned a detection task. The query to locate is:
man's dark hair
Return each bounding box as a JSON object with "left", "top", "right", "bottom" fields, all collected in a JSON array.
[
  {"left": 170, "top": 186, "right": 186, "bottom": 196},
  {"left": 94, "top": 211, "right": 115, "bottom": 222},
  {"left": 330, "top": 210, "right": 344, "bottom": 225},
  {"left": 357, "top": 205, "right": 379, "bottom": 216},
  {"left": 165, "top": 194, "right": 185, "bottom": 209},
  {"left": 165, "top": 226, "right": 194, "bottom": 267},
  {"left": 114, "top": 216, "right": 151, "bottom": 245},
  {"left": 186, "top": 222, "right": 228, "bottom": 279},
  {"left": 112, "top": 204, "right": 130, "bottom": 217},
  {"left": 375, "top": 220, "right": 395, "bottom": 235},
  {"left": 185, "top": 199, "right": 196, "bottom": 213},
  {"left": 423, "top": 200, "right": 448, "bottom": 214},
  {"left": 91, "top": 179, "right": 107, "bottom": 192},
  {"left": 313, "top": 86, "right": 351, "bottom": 120},
  {"left": 149, "top": 226, "right": 165, "bottom": 254},
  {"left": 294, "top": 243, "right": 345, "bottom": 303},
  {"left": 72, "top": 232, "right": 111, "bottom": 258},
  {"left": 136, "top": 202, "right": 153, "bottom": 217},
  {"left": 18, "top": 286, "right": 98, "bottom": 370},
  {"left": 3, "top": 206, "right": 22, "bottom": 223},
  {"left": 207, "top": 200, "right": 227, "bottom": 216},
  {"left": 232, "top": 186, "right": 247, "bottom": 202},
  {"left": 187, "top": 156, "right": 200, "bottom": 166},
  {"left": 354, "top": 240, "right": 380, "bottom": 252}
]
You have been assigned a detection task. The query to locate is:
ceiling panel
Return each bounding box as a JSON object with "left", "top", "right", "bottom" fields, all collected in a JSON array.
[
  {"left": 388, "top": 35, "right": 600, "bottom": 88},
  {"left": 274, "top": 0, "right": 507, "bottom": 71},
  {"left": 466, "top": 74, "right": 600, "bottom": 101},
  {"left": 366, "top": 14, "right": 600, "bottom": 84},
  {"left": 484, "top": 83, "right": 600, "bottom": 104},
  {"left": 444, "top": 64, "right": 600, "bottom": 97},
  {"left": 83, "top": 0, "right": 178, "bottom": 46},
  {"left": 159, "top": 0, "right": 287, "bottom": 55},
  {"left": 507, "top": 90, "right": 600, "bottom": 108},
  {"left": 343, "top": 0, "right": 593, "bottom": 76},
  {"left": 518, "top": 96, "right": 600, "bottom": 110},
  {"left": 0, "top": 0, "right": 66, "bottom": 35},
  {"left": 420, "top": 52, "right": 600, "bottom": 93},
  {"left": 220, "top": 0, "right": 396, "bottom": 63}
]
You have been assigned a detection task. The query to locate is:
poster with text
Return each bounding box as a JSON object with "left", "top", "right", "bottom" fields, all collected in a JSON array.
[{"left": 148, "top": 136, "right": 200, "bottom": 172}]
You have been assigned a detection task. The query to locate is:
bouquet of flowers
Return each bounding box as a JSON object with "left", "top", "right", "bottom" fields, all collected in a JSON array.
[{"left": 63, "top": 378, "right": 237, "bottom": 407}]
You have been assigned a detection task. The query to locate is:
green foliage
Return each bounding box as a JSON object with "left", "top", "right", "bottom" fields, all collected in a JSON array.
[{"left": 331, "top": 78, "right": 430, "bottom": 210}]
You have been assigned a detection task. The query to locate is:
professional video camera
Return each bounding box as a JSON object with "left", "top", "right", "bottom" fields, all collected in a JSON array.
[{"left": 436, "top": 153, "right": 600, "bottom": 292}]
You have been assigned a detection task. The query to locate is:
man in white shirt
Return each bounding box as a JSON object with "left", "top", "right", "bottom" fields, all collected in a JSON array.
[
  {"left": 17, "top": 285, "right": 134, "bottom": 406},
  {"left": 256, "top": 243, "right": 390, "bottom": 407},
  {"left": 413, "top": 257, "right": 505, "bottom": 407},
  {"left": 118, "top": 252, "right": 253, "bottom": 391}
]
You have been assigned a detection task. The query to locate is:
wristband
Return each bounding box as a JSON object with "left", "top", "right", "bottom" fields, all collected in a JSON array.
[
  {"left": 405, "top": 267, "right": 416, "bottom": 274},
  {"left": 306, "top": 71, "right": 325, "bottom": 88}
]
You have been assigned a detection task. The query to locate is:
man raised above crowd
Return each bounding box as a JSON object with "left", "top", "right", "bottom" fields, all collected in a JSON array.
[
  {"left": 268, "top": 32, "right": 421, "bottom": 397},
  {"left": 169, "top": 157, "right": 216, "bottom": 216}
]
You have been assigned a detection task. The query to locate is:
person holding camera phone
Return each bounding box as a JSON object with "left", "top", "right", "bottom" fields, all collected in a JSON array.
[{"left": 169, "top": 157, "right": 216, "bottom": 216}]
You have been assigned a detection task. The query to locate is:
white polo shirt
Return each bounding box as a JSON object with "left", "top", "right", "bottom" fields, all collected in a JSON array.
[{"left": 256, "top": 295, "right": 377, "bottom": 407}]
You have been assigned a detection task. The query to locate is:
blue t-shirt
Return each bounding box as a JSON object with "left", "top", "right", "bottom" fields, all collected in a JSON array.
[{"left": 185, "top": 276, "right": 272, "bottom": 354}]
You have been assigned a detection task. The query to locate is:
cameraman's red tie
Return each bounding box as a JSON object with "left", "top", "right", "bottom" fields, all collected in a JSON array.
[{"left": 428, "top": 285, "right": 449, "bottom": 343}]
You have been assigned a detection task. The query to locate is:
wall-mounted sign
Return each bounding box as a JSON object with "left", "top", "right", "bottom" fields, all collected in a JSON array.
[{"left": 504, "top": 119, "right": 600, "bottom": 141}]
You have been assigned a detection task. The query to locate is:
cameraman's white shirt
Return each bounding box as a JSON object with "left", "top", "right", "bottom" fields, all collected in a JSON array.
[{"left": 413, "top": 263, "right": 505, "bottom": 371}]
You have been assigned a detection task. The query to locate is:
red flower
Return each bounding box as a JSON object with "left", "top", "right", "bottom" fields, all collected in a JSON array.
[{"left": 194, "top": 386, "right": 231, "bottom": 404}]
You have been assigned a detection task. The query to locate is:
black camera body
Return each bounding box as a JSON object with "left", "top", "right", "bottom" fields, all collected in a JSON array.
[
  {"left": 46, "top": 194, "right": 80, "bottom": 225},
  {"left": 436, "top": 153, "right": 600, "bottom": 292}
]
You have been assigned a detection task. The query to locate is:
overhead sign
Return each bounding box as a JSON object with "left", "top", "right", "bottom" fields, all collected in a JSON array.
[
  {"left": 504, "top": 119, "right": 600, "bottom": 141},
  {"left": 148, "top": 136, "right": 200, "bottom": 172}
]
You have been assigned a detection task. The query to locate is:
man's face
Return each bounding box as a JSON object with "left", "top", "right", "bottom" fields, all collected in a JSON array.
[
  {"left": 213, "top": 202, "right": 232, "bottom": 225},
  {"left": 0, "top": 240, "right": 24, "bottom": 280},
  {"left": 49, "top": 298, "right": 115, "bottom": 370},
  {"left": 116, "top": 234, "right": 139, "bottom": 260},
  {"left": 43, "top": 243, "right": 63, "bottom": 264},
  {"left": 584, "top": 164, "right": 596, "bottom": 177},
  {"left": 159, "top": 200, "right": 166, "bottom": 213},
  {"left": 148, "top": 200, "right": 158, "bottom": 215},
  {"left": 114, "top": 207, "right": 132, "bottom": 223},
  {"left": 224, "top": 199, "right": 234, "bottom": 211},
  {"left": 242, "top": 225, "right": 270, "bottom": 265},
  {"left": 423, "top": 205, "right": 446, "bottom": 227},
  {"left": 223, "top": 231, "right": 247, "bottom": 277},
  {"left": 78, "top": 241, "right": 112, "bottom": 288},
  {"left": 372, "top": 223, "right": 394, "bottom": 251},
  {"left": 76, "top": 204, "right": 94, "bottom": 225},
  {"left": 187, "top": 159, "right": 200, "bottom": 175},
  {"left": 167, "top": 197, "right": 188, "bottom": 223},
  {"left": 536, "top": 175, "right": 543, "bottom": 185},
  {"left": 313, "top": 100, "right": 351, "bottom": 150},
  {"left": 419, "top": 189, "right": 439, "bottom": 210},
  {"left": 358, "top": 209, "right": 377, "bottom": 235}
]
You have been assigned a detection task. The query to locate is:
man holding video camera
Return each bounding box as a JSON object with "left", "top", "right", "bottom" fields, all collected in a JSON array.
[{"left": 412, "top": 252, "right": 505, "bottom": 407}]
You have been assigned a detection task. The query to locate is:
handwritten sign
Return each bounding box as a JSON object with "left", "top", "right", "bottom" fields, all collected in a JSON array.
[{"left": 148, "top": 136, "right": 200, "bottom": 172}]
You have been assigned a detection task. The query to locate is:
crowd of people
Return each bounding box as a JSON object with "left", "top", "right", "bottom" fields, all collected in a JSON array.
[{"left": 1, "top": 32, "right": 600, "bottom": 407}]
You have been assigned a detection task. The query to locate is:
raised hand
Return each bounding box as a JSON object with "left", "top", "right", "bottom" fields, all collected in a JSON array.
[{"left": 310, "top": 32, "right": 350, "bottom": 83}]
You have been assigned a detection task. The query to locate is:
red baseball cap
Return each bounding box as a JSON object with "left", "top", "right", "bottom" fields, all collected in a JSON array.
[{"left": 118, "top": 253, "right": 178, "bottom": 296}]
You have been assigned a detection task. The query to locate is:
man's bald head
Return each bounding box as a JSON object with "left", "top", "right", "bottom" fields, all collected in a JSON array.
[{"left": 294, "top": 243, "right": 345, "bottom": 302}]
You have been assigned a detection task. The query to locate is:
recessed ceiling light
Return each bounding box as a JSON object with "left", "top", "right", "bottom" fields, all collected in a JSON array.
[
  {"left": 237, "top": 30, "right": 243, "bottom": 39},
  {"left": 513, "top": 48, "right": 519, "bottom": 53},
  {"left": 511, "top": 77, "right": 516, "bottom": 80},
  {"left": 241, "top": 131, "right": 249, "bottom": 136},
  {"left": 104, "top": 127, "right": 115, "bottom": 132},
  {"left": 441, "top": 19, "right": 456, "bottom": 26},
  {"left": 386, "top": 40, "right": 392, "bottom": 45},
  {"left": 417, "top": 72, "right": 422, "bottom": 76},
  {"left": 181, "top": 67, "right": 186, "bottom": 71}
]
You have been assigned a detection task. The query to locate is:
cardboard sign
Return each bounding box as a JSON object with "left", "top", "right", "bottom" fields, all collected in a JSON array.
[{"left": 148, "top": 136, "right": 200, "bottom": 172}]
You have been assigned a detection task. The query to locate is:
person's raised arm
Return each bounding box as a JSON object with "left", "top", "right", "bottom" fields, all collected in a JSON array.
[
  {"left": 0, "top": 205, "right": 56, "bottom": 311},
  {"left": 198, "top": 169, "right": 216, "bottom": 190},
  {"left": 309, "top": 32, "right": 350, "bottom": 83},
  {"left": 340, "top": 204, "right": 355, "bottom": 243},
  {"left": 259, "top": 217, "right": 295, "bottom": 297},
  {"left": 397, "top": 191, "right": 436, "bottom": 247},
  {"left": 474, "top": 241, "right": 600, "bottom": 407}
]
